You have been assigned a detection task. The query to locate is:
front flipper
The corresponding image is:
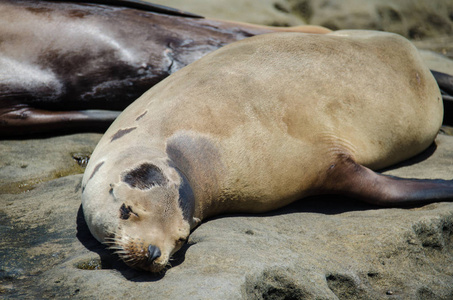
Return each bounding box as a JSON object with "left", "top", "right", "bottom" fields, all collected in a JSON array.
[
  {"left": 325, "top": 157, "right": 453, "bottom": 207},
  {"left": 0, "top": 104, "right": 120, "bottom": 137}
]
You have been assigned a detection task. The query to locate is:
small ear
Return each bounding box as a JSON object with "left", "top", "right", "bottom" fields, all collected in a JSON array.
[
  {"left": 190, "top": 217, "right": 201, "bottom": 230},
  {"left": 111, "top": 182, "right": 133, "bottom": 201},
  {"left": 119, "top": 203, "right": 132, "bottom": 220},
  {"left": 119, "top": 203, "right": 139, "bottom": 220}
]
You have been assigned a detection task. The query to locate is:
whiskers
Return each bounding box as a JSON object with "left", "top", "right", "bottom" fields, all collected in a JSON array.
[
  {"left": 166, "top": 265, "right": 173, "bottom": 273},
  {"left": 104, "top": 235, "right": 140, "bottom": 266},
  {"left": 104, "top": 235, "right": 125, "bottom": 254},
  {"left": 103, "top": 232, "right": 171, "bottom": 273}
]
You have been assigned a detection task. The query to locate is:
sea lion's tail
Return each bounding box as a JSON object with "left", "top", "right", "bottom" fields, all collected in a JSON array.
[{"left": 325, "top": 156, "right": 453, "bottom": 207}]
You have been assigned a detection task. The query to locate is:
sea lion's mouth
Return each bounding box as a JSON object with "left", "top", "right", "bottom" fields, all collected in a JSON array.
[
  {"left": 134, "top": 259, "right": 169, "bottom": 273},
  {"left": 104, "top": 235, "right": 171, "bottom": 273}
]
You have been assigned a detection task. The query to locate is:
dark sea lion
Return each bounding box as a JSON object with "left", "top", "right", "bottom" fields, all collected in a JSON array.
[
  {"left": 82, "top": 30, "right": 453, "bottom": 273},
  {"left": 431, "top": 70, "right": 453, "bottom": 125},
  {"left": 0, "top": 0, "right": 329, "bottom": 137}
]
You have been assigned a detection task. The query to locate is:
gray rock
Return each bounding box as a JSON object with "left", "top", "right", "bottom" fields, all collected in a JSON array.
[
  {"left": 148, "top": 0, "right": 304, "bottom": 27},
  {"left": 0, "top": 133, "right": 102, "bottom": 194},
  {"left": 1, "top": 133, "right": 453, "bottom": 299},
  {"left": 288, "top": 0, "right": 453, "bottom": 40},
  {"left": 149, "top": 0, "right": 453, "bottom": 41},
  {"left": 418, "top": 50, "right": 453, "bottom": 76},
  {"left": 414, "top": 37, "right": 453, "bottom": 61}
]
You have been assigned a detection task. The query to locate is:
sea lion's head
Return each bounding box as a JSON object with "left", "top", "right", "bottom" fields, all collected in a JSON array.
[{"left": 107, "top": 162, "right": 199, "bottom": 273}]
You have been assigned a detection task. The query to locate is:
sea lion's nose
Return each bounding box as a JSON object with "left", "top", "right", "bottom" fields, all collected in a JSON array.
[{"left": 147, "top": 244, "right": 161, "bottom": 263}]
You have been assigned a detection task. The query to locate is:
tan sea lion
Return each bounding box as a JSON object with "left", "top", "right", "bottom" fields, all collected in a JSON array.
[
  {"left": 82, "top": 30, "right": 452, "bottom": 273},
  {"left": 0, "top": 0, "right": 329, "bottom": 137}
]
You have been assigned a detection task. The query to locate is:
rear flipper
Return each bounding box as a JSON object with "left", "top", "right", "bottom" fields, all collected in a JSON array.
[
  {"left": 0, "top": 105, "right": 120, "bottom": 138},
  {"left": 326, "top": 157, "right": 453, "bottom": 207},
  {"left": 431, "top": 70, "right": 453, "bottom": 126},
  {"left": 432, "top": 70, "right": 453, "bottom": 95}
]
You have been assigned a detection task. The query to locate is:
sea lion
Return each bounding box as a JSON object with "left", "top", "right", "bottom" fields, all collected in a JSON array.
[
  {"left": 0, "top": 0, "right": 329, "bottom": 137},
  {"left": 432, "top": 70, "right": 453, "bottom": 125},
  {"left": 82, "top": 30, "right": 453, "bottom": 273}
]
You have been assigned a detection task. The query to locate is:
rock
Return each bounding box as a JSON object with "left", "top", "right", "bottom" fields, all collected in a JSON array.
[
  {"left": 288, "top": 0, "right": 453, "bottom": 40},
  {"left": 0, "top": 133, "right": 102, "bottom": 194},
  {"left": 2, "top": 132, "right": 453, "bottom": 299},
  {"left": 418, "top": 50, "right": 453, "bottom": 76},
  {"left": 148, "top": 0, "right": 304, "bottom": 27},
  {"left": 150, "top": 0, "right": 453, "bottom": 41},
  {"left": 414, "top": 37, "right": 453, "bottom": 61}
]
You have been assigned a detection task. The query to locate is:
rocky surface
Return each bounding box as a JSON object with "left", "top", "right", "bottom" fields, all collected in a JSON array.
[
  {"left": 151, "top": 0, "right": 453, "bottom": 59},
  {"left": 2, "top": 1, "right": 453, "bottom": 299},
  {"left": 147, "top": 0, "right": 305, "bottom": 27},
  {"left": 151, "top": 0, "right": 453, "bottom": 41},
  {"left": 1, "top": 134, "right": 453, "bottom": 299},
  {"left": 287, "top": 0, "right": 453, "bottom": 40},
  {"left": 0, "top": 134, "right": 100, "bottom": 195}
]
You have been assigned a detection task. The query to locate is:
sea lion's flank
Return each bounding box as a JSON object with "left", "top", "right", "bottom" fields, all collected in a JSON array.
[
  {"left": 0, "top": 0, "right": 329, "bottom": 137},
  {"left": 82, "top": 30, "right": 453, "bottom": 273}
]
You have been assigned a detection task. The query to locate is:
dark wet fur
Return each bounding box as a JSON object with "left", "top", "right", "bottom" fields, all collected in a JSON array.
[{"left": 0, "top": 0, "right": 276, "bottom": 136}]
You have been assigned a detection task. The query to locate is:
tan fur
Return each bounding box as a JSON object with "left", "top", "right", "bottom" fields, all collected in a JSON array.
[{"left": 82, "top": 30, "right": 442, "bottom": 272}]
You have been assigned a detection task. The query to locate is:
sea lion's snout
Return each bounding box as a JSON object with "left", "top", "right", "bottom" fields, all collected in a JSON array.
[
  {"left": 147, "top": 244, "right": 161, "bottom": 263},
  {"left": 104, "top": 177, "right": 194, "bottom": 272}
]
